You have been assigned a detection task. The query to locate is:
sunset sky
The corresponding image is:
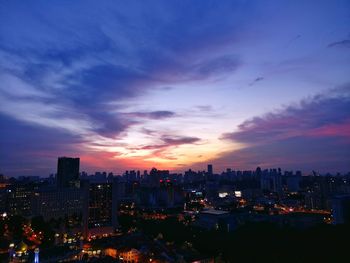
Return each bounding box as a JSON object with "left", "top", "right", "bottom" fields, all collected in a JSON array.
[{"left": 1, "top": 0, "right": 350, "bottom": 176}]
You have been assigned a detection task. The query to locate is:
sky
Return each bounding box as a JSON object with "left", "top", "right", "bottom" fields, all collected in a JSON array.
[{"left": 0, "top": 0, "right": 350, "bottom": 176}]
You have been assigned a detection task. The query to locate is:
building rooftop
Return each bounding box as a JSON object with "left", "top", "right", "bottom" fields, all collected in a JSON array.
[{"left": 201, "top": 209, "right": 229, "bottom": 215}]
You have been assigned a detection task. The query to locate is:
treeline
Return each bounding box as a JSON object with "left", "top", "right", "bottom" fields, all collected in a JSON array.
[{"left": 119, "top": 215, "right": 350, "bottom": 262}]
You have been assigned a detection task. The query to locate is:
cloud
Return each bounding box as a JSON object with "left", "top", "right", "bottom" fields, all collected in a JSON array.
[
  {"left": 141, "top": 128, "right": 158, "bottom": 136},
  {"left": 219, "top": 86, "right": 350, "bottom": 172},
  {"left": 222, "top": 86, "right": 350, "bottom": 144},
  {"left": 214, "top": 136, "right": 350, "bottom": 173},
  {"left": 194, "top": 55, "right": 241, "bottom": 78},
  {"left": 286, "top": 34, "right": 301, "bottom": 47},
  {"left": 327, "top": 39, "right": 350, "bottom": 48},
  {"left": 0, "top": 114, "right": 83, "bottom": 176},
  {"left": 0, "top": 1, "right": 246, "bottom": 143},
  {"left": 196, "top": 105, "right": 213, "bottom": 112},
  {"left": 254, "top": 77, "right": 264, "bottom": 82},
  {"left": 2, "top": 1, "right": 349, "bottom": 175},
  {"left": 161, "top": 135, "right": 201, "bottom": 145},
  {"left": 136, "top": 135, "right": 201, "bottom": 151},
  {"left": 144, "top": 135, "right": 202, "bottom": 161},
  {"left": 249, "top": 76, "right": 264, "bottom": 86},
  {"left": 124, "top": 111, "right": 176, "bottom": 120},
  {"left": 0, "top": 1, "right": 249, "bottom": 175}
]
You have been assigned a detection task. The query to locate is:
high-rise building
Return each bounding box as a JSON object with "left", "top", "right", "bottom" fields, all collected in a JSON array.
[
  {"left": 57, "top": 157, "right": 80, "bottom": 188},
  {"left": 31, "top": 186, "right": 84, "bottom": 222},
  {"left": 82, "top": 180, "right": 119, "bottom": 238},
  {"left": 260, "top": 169, "right": 283, "bottom": 194},
  {"left": 208, "top": 164, "right": 213, "bottom": 175},
  {"left": 7, "top": 183, "right": 35, "bottom": 216},
  {"left": 159, "top": 180, "right": 175, "bottom": 208}
]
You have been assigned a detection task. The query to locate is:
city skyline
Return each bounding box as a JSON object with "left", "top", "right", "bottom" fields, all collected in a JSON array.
[{"left": 1, "top": 0, "right": 350, "bottom": 177}]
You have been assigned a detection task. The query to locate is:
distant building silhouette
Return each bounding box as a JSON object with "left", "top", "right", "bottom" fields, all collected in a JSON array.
[
  {"left": 208, "top": 164, "right": 213, "bottom": 175},
  {"left": 57, "top": 157, "right": 80, "bottom": 188}
]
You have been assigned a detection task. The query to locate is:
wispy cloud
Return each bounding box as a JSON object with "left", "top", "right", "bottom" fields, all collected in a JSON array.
[
  {"left": 327, "top": 39, "right": 350, "bottom": 48},
  {"left": 124, "top": 111, "right": 176, "bottom": 120},
  {"left": 249, "top": 76, "right": 264, "bottom": 86},
  {"left": 194, "top": 55, "right": 241, "bottom": 78},
  {"left": 136, "top": 135, "right": 201, "bottom": 151},
  {"left": 196, "top": 105, "right": 213, "bottom": 112},
  {"left": 161, "top": 135, "right": 201, "bottom": 146}
]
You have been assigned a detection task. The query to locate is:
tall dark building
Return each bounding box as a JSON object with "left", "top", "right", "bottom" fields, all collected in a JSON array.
[
  {"left": 57, "top": 157, "right": 80, "bottom": 188},
  {"left": 332, "top": 195, "right": 350, "bottom": 224},
  {"left": 82, "top": 180, "right": 119, "bottom": 238},
  {"left": 208, "top": 164, "right": 213, "bottom": 175}
]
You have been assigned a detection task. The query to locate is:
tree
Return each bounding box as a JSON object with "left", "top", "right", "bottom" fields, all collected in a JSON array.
[
  {"left": 8, "top": 215, "right": 26, "bottom": 240},
  {"left": 31, "top": 216, "right": 55, "bottom": 247}
]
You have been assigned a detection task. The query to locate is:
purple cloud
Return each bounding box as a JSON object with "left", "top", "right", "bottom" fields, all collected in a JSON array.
[
  {"left": 136, "top": 135, "right": 201, "bottom": 151},
  {"left": 0, "top": 1, "right": 247, "bottom": 145},
  {"left": 161, "top": 135, "right": 201, "bottom": 145},
  {"left": 196, "top": 105, "right": 213, "bottom": 112},
  {"left": 223, "top": 87, "right": 350, "bottom": 144},
  {"left": 124, "top": 111, "right": 176, "bottom": 120},
  {"left": 249, "top": 76, "right": 264, "bottom": 86},
  {"left": 327, "top": 39, "right": 350, "bottom": 48},
  {"left": 219, "top": 86, "right": 350, "bottom": 172},
  {"left": 0, "top": 114, "right": 83, "bottom": 176},
  {"left": 146, "top": 136, "right": 201, "bottom": 161},
  {"left": 195, "top": 55, "right": 240, "bottom": 77},
  {"left": 214, "top": 136, "right": 350, "bottom": 173},
  {"left": 1, "top": 1, "right": 349, "bottom": 176}
]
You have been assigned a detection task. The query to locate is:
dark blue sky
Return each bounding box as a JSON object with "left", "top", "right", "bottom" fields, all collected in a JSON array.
[{"left": 0, "top": 0, "right": 349, "bottom": 176}]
